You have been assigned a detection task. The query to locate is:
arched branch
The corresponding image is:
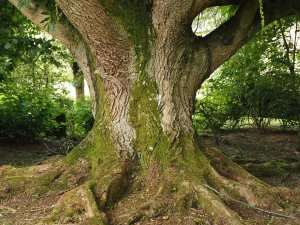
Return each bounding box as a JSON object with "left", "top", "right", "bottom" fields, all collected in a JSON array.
[
  {"left": 203, "top": 0, "right": 259, "bottom": 74},
  {"left": 189, "top": 0, "right": 300, "bottom": 92}
]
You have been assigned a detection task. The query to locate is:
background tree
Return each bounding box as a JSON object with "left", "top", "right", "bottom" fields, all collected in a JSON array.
[
  {"left": 0, "top": 0, "right": 70, "bottom": 141},
  {"left": 72, "top": 61, "right": 85, "bottom": 100},
  {"left": 0, "top": 1, "right": 93, "bottom": 141},
  {"left": 195, "top": 16, "right": 300, "bottom": 132},
  {"left": 5, "top": 0, "right": 300, "bottom": 224}
]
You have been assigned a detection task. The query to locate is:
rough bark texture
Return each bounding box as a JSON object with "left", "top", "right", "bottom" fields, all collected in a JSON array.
[
  {"left": 57, "top": 0, "right": 138, "bottom": 158},
  {"left": 5, "top": 0, "right": 300, "bottom": 224}
]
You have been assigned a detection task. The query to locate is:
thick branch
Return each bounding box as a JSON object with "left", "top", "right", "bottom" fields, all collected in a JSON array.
[
  {"left": 203, "top": 0, "right": 259, "bottom": 73},
  {"left": 57, "top": 0, "right": 131, "bottom": 120},
  {"left": 192, "top": 0, "right": 241, "bottom": 17},
  {"left": 191, "top": 0, "right": 300, "bottom": 89}
]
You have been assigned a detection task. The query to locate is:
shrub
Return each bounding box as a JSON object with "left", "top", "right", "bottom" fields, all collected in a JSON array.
[
  {"left": 66, "top": 99, "right": 94, "bottom": 140},
  {"left": 0, "top": 87, "right": 66, "bottom": 142}
]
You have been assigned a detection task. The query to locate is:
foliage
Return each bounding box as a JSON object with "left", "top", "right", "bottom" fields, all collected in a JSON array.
[
  {"left": 66, "top": 99, "right": 94, "bottom": 140},
  {"left": 194, "top": 91, "right": 243, "bottom": 133},
  {"left": 0, "top": 86, "right": 65, "bottom": 142},
  {"left": 1, "top": 1, "right": 71, "bottom": 76},
  {"left": 17, "top": 0, "right": 80, "bottom": 40},
  {"left": 194, "top": 16, "right": 300, "bottom": 132},
  {"left": 192, "top": 5, "right": 238, "bottom": 36},
  {"left": 0, "top": 69, "right": 93, "bottom": 142},
  {"left": 0, "top": 1, "right": 93, "bottom": 142}
]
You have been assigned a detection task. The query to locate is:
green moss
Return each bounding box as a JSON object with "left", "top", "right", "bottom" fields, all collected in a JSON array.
[
  {"left": 129, "top": 77, "right": 171, "bottom": 170},
  {"left": 29, "top": 166, "right": 68, "bottom": 196},
  {"left": 86, "top": 46, "right": 97, "bottom": 72},
  {"left": 42, "top": 184, "right": 107, "bottom": 225},
  {"left": 90, "top": 183, "right": 107, "bottom": 211},
  {"left": 203, "top": 171, "right": 221, "bottom": 191},
  {"left": 174, "top": 190, "right": 195, "bottom": 211},
  {"left": 98, "top": 0, "right": 152, "bottom": 76},
  {"left": 129, "top": 73, "right": 211, "bottom": 176},
  {"left": 87, "top": 217, "right": 109, "bottom": 225},
  {"left": 98, "top": 1, "right": 150, "bottom": 48},
  {"left": 1, "top": 176, "right": 29, "bottom": 193},
  {"left": 243, "top": 161, "right": 287, "bottom": 177},
  {"left": 84, "top": 185, "right": 109, "bottom": 224},
  {"left": 105, "top": 175, "right": 128, "bottom": 207},
  {"left": 65, "top": 72, "right": 117, "bottom": 172}
]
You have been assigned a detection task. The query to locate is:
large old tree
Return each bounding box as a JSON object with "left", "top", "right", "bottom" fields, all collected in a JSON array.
[{"left": 5, "top": 0, "right": 300, "bottom": 224}]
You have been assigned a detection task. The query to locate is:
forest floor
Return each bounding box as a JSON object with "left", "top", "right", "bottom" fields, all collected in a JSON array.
[
  {"left": 0, "top": 129, "right": 299, "bottom": 224},
  {"left": 202, "top": 129, "right": 300, "bottom": 189}
]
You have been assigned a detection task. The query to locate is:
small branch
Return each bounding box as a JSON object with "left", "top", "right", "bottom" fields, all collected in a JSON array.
[
  {"left": 203, "top": 184, "right": 300, "bottom": 220},
  {"left": 278, "top": 19, "right": 293, "bottom": 72},
  {"left": 292, "top": 20, "right": 298, "bottom": 73},
  {"left": 43, "top": 143, "right": 59, "bottom": 156}
]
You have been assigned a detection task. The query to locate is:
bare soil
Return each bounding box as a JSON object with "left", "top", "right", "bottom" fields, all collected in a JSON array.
[
  {"left": 201, "top": 129, "right": 300, "bottom": 189},
  {"left": 0, "top": 130, "right": 299, "bottom": 224},
  {"left": 0, "top": 143, "right": 64, "bottom": 225}
]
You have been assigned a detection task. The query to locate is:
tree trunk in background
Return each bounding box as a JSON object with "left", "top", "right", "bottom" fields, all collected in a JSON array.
[{"left": 72, "top": 62, "right": 85, "bottom": 100}]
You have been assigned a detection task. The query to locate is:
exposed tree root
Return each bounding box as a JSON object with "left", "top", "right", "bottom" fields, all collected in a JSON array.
[
  {"left": 203, "top": 184, "right": 299, "bottom": 220},
  {"left": 0, "top": 146, "right": 299, "bottom": 225},
  {"left": 38, "top": 184, "right": 108, "bottom": 224},
  {"left": 203, "top": 147, "right": 300, "bottom": 223}
]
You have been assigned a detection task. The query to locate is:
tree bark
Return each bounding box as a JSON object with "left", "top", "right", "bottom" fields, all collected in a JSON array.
[
  {"left": 72, "top": 62, "right": 85, "bottom": 100},
  {"left": 6, "top": 0, "right": 300, "bottom": 224}
]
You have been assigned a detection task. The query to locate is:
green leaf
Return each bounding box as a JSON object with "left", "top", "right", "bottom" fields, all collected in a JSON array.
[
  {"left": 4, "top": 42, "right": 11, "bottom": 49},
  {"left": 41, "top": 18, "right": 50, "bottom": 24},
  {"left": 47, "top": 21, "right": 56, "bottom": 32},
  {"left": 17, "top": 0, "right": 31, "bottom": 9}
]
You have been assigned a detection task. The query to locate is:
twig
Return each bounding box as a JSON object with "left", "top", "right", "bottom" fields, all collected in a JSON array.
[
  {"left": 203, "top": 184, "right": 300, "bottom": 220},
  {"left": 43, "top": 143, "right": 58, "bottom": 156},
  {"left": 59, "top": 140, "right": 74, "bottom": 155}
]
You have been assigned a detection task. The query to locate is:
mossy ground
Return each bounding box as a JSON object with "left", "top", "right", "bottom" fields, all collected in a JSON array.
[
  {"left": 202, "top": 129, "right": 300, "bottom": 188},
  {"left": 0, "top": 130, "right": 299, "bottom": 224}
]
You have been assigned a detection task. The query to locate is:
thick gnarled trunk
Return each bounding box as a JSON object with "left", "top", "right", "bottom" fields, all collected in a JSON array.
[
  {"left": 56, "top": 0, "right": 212, "bottom": 160},
  {"left": 5, "top": 0, "right": 300, "bottom": 224},
  {"left": 54, "top": 2, "right": 298, "bottom": 224}
]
